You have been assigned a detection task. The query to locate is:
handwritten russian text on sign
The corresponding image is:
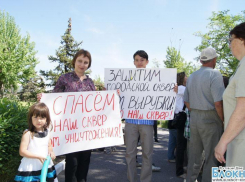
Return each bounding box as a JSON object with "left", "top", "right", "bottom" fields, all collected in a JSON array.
[
  {"left": 104, "top": 68, "right": 177, "bottom": 120},
  {"left": 41, "top": 91, "right": 123, "bottom": 156}
]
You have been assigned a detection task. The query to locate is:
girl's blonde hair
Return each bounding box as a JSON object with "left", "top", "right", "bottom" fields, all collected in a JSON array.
[{"left": 26, "top": 103, "right": 52, "bottom": 137}]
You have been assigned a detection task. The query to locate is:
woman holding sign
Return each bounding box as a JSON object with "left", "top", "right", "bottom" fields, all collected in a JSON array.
[
  {"left": 54, "top": 49, "right": 95, "bottom": 182},
  {"left": 38, "top": 49, "right": 95, "bottom": 182},
  {"left": 174, "top": 72, "right": 187, "bottom": 179}
]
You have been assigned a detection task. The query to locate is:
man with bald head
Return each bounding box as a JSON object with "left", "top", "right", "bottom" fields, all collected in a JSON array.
[{"left": 184, "top": 48, "right": 225, "bottom": 182}]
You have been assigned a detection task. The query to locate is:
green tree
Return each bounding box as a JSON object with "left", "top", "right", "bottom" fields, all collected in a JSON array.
[
  {"left": 40, "top": 18, "right": 90, "bottom": 88},
  {"left": 0, "top": 11, "right": 38, "bottom": 97},
  {"left": 163, "top": 46, "right": 198, "bottom": 76},
  {"left": 93, "top": 75, "right": 105, "bottom": 91},
  {"left": 194, "top": 10, "right": 245, "bottom": 76},
  {"left": 19, "top": 75, "right": 46, "bottom": 101}
]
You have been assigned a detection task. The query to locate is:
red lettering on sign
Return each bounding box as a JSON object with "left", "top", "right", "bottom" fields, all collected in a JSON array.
[
  {"left": 53, "top": 96, "right": 62, "bottom": 115},
  {"left": 74, "top": 95, "right": 84, "bottom": 113}
]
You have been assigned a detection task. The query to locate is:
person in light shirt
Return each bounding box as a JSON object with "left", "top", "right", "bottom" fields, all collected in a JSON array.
[
  {"left": 215, "top": 22, "right": 245, "bottom": 168},
  {"left": 175, "top": 72, "right": 188, "bottom": 179},
  {"left": 184, "top": 47, "right": 224, "bottom": 182}
]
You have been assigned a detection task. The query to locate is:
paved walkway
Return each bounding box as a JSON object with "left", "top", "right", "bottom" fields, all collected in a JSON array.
[{"left": 57, "top": 128, "right": 184, "bottom": 182}]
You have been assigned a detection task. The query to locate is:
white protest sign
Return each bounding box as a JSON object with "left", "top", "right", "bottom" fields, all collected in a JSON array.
[
  {"left": 41, "top": 90, "right": 123, "bottom": 156},
  {"left": 104, "top": 68, "right": 177, "bottom": 120}
]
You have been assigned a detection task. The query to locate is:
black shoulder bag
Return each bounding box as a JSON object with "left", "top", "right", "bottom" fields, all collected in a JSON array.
[{"left": 170, "top": 105, "right": 187, "bottom": 129}]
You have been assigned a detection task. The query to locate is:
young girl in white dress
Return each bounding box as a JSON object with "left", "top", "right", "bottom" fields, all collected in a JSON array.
[{"left": 14, "top": 103, "right": 58, "bottom": 182}]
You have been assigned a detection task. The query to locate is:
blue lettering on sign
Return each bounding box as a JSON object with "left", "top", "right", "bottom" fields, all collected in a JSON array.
[{"left": 212, "top": 166, "right": 245, "bottom": 180}]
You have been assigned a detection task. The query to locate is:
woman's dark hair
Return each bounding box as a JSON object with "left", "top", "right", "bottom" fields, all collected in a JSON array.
[
  {"left": 177, "top": 72, "right": 186, "bottom": 86},
  {"left": 133, "top": 50, "right": 148, "bottom": 60},
  {"left": 229, "top": 22, "right": 245, "bottom": 45},
  {"left": 28, "top": 102, "right": 52, "bottom": 132},
  {"left": 72, "top": 49, "right": 92, "bottom": 69},
  {"left": 223, "top": 76, "right": 229, "bottom": 88}
]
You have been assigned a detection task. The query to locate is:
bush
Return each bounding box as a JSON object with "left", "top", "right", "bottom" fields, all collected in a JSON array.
[
  {"left": 0, "top": 98, "right": 30, "bottom": 181},
  {"left": 157, "top": 120, "right": 168, "bottom": 129}
]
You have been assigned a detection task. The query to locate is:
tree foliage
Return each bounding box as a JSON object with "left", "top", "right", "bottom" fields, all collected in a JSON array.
[
  {"left": 0, "top": 98, "right": 29, "bottom": 181},
  {"left": 194, "top": 10, "right": 245, "bottom": 76},
  {"left": 163, "top": 46, "right": 198, "bottom": 76},
  {"left": 0, "top": 11, "right": 38, "bottom": 97},
  {"left": 19, "top": 75, "right": 46, "bottom": 101},
  {"left": 40, "top": 18, "right": 90, "bottom": 88},
  {"left": 93, "top": 76, "right": 105, "bottom": 91}
]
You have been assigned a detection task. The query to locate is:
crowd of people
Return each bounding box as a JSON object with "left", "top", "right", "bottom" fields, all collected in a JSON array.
[
  {"left": 167, "top": 22, "right": 245, "bottom": 182},
  {"left": 13, "top": 22, "right": 245, "bottom": 182}
]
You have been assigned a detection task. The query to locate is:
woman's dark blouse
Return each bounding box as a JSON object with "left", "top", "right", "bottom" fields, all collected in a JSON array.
[{"left": 53, "top": 72, "right": 95, "bottom": 92}]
